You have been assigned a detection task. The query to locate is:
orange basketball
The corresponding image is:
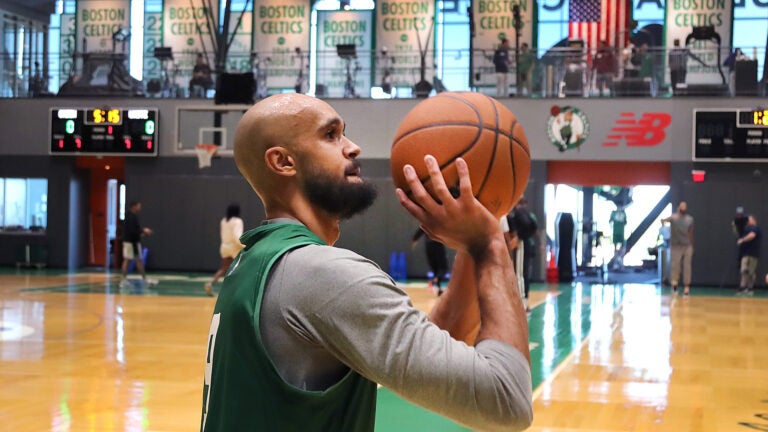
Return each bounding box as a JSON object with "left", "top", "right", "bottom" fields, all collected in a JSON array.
[{"left": 390, "top": 92, "right": 530, "bottom": 218}]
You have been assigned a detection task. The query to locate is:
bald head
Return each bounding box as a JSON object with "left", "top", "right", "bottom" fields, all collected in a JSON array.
[
  {"left": 678, "top": 201, "right": 687, "bottom": 214},
  {"left": 234, "top": 94, "right": 339, "bottom": 198}
]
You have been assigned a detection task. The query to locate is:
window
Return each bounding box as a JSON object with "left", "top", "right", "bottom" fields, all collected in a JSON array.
[{"left": 1, "top": 178, "right": 48, "bottom": 233}]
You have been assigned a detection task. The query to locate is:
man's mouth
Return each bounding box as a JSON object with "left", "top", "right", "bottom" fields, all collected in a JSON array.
[{"left": 345, "top": 162, "right": 361, "bottom": 177}]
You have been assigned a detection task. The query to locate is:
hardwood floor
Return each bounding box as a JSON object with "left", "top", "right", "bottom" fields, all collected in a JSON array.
[{"left": 1, "top": 269, "right": 766, "bottom": 431}]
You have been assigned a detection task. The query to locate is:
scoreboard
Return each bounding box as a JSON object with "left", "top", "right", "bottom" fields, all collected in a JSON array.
[
  {"left": 693, "top": 108, "right": 768, "bottom": 162},
  {"left": 50, "top": 108, "right": 158, "bottom": 156}
]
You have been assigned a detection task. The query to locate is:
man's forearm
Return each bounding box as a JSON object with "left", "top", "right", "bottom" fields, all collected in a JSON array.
[
  {"left": 428, "top": 252, "right": 481, "bottom": 345},
  {"left": 473, "top": 236, "right": 530, "bottom": 364}
]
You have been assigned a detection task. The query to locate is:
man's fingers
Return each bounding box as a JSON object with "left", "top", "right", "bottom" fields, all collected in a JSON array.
[
  {"left": 455, "top": 158, "right": 474, "bottom": 200},
  {"left": 424, "top": 155, "right": 452, "bottom": 203},
  {"left": 397, "top": 189, "right": 427, "bottom": 220}
]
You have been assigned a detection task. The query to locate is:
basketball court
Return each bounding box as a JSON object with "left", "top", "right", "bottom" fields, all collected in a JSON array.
[{"left": 2, "top": 268, "right": 766, "bottom": 431}]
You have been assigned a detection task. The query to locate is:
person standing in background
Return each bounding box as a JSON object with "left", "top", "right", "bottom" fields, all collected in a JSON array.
[
  {"left": 592, "top": 40, "right": 617, "bottom": 97},
  {"left": 610, "top": 204, "right": 627, "bottom": 270},
  {"left": 516, "top": 43, "right": 535, "bottom": 97},
  {"left": 120, "top": 201, "right": 157, "bottom": 287},
  {"left": 493, "top": 38, "right": 511, "bottom": 98},
  {"left": 661, "top": 202, "right": 694, "bottom": 295},
  {"left": 668, "top": 39, "right": 706, "bottom": 95},
  {"left": 205, "top": 204, "right": 245, "bottom": 296},
  {"left": 506, "top": 197, "right": 538, "bottom": 311},
  {"left": 736, "top": 215, "right": 761, "bottom": 295},
  {"left": 411, "top": 228, "right": 449, "bottom": 296}
]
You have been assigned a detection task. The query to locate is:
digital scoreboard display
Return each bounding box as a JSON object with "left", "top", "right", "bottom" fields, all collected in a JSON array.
[
  {"left": 693, "top": 109, "right": 768, "bottom": 161},
  {"left": 50, "top": 108, "right": 158, "bottom": 156}
]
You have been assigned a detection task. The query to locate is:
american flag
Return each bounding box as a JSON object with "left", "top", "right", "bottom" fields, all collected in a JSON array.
[{"left": 569, "top": 0, "right": 631, "bottom": 54}]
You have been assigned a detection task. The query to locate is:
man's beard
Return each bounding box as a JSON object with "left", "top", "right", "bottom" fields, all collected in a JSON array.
[{"left": 303, "top": 162, "right": 378, "bottom": 220}]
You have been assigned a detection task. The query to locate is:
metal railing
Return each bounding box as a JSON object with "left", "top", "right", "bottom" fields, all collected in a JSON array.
[{"left": 1, "top": 45, "right": 765, "bottom": 99}]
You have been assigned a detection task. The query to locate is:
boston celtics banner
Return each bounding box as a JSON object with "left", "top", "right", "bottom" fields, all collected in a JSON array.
[
  {"left": 76, "top": 0, "right": 131, "bottom": 53},
  {"left": 316, "top": 10, "right": 373, "bottom": 98},
  {"left": 227, "top": 11, "right": 254, "bottom": 72},
  {"left": 665, "top": 0, "right": 732, "bottom": 85},
  {"left": 375, "top": 0, "right": 436, "bottom": 90},
  {"left": 253, "top": 0, "right": 311, "bottom": 90},
  {"left": 163, "top": 0, "right": 218, "bottom": 74},
  {"left": 472, "top": 0, "right": 534, "bottom": 90}
]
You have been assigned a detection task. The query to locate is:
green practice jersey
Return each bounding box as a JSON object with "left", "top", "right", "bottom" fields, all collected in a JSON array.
[{"left": 201, "top": 222, "right": 377, "bottom": 431}]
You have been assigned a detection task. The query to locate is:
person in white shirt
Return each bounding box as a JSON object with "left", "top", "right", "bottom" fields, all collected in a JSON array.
[{"left": 205, "top": 204, "right": 245, "bottom": 296}]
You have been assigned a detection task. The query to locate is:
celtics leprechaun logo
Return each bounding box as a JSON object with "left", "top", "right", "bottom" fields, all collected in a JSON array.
[{"left": 547, "top": 105, "right": 589, "bottom": 152}]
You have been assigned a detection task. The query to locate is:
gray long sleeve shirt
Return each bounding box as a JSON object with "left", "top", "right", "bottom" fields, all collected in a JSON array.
[{"left": 260, "top": 242, "right": 533, "bottom": 431}]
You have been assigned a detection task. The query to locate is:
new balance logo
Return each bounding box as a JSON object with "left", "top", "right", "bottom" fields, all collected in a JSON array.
[{"left": 602, "top": 112, "right": 672, "bottom": 147}]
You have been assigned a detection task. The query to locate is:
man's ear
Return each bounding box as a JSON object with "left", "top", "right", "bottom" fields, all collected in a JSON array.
[{"left": 264, "top": 147, "right": 296, "bottom": 176}]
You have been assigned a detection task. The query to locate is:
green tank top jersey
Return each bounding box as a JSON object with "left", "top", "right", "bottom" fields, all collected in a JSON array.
[{"left": 201, "top": 222, "right": 377, "bottom": 432}]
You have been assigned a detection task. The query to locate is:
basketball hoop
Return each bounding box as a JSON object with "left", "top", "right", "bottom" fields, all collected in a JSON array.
[{"left": 195, "top": 144, "right": 218, "bottom": 168}]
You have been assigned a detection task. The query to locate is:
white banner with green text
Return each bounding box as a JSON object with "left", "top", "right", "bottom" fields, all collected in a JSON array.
[
  {"left": 252, "top": 0, "right": 311, "bottom": 91},
  {"left": 665, "top": 0, "right": 732, "bottom": 86},
  {"left": 316, "top": 10, "right": 373, "bottom": 98},
  {"left": 375, "top": 0, "right": 436, "bottom": 90},
  {"left": 76, "top": 0, "right": 131, "bottom": 53}
]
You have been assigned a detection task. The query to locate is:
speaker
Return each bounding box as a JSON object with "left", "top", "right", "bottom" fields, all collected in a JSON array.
[
  {"left": 735, "top": 60, "right": 758, "bottom": 96},
  {"left": 215, "top": 72, "right": 255, "bottom": 105},
  {"left": 613, "top": 78, "right": 652, "bottom": 96}
]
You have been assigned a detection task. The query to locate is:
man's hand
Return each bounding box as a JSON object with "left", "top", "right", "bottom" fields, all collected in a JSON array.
[{"left": 395, "top": 155, "right": 502, "bottom": 259}]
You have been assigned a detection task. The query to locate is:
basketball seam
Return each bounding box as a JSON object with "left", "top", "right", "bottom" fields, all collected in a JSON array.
[
  {"left": 395, "top": 123, "right": 530, "bottom": 159},
  {"left": 419, "top": 94, "right": 485, "bottom": 187},
  {"left": 474, "top": 94, "right": 499, "bottom": 201}
]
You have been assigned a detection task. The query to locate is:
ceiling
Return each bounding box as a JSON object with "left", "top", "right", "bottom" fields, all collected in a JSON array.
[{"left": 2, "top": 0, "right": 56, "bottom": 22}]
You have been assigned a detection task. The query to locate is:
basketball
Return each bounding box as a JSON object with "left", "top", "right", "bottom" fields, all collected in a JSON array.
[{"left": 390, "top": 92, "right": 530, "bottom": 218}]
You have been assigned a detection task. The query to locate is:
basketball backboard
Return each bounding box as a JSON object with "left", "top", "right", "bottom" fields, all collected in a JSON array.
[{"left": 176, "top": 105, "right": 252, "bottom": 155}]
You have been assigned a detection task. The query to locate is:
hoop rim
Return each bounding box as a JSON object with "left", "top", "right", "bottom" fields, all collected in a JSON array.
[{"left": 195, "top": 143, "right": 219, "bottom": 154}]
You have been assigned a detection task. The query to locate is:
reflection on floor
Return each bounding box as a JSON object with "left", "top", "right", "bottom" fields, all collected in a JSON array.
[{"left": 1, "top": 267, "right": 767, "bottom": 432}]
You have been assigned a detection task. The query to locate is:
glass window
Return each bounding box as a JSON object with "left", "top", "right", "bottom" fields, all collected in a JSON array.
[
  {"left": 1, "top": 178, "right": 48, "bottom": 233},
  {"left": 733, "top": 1, "right": 767, "bottom": 79}
]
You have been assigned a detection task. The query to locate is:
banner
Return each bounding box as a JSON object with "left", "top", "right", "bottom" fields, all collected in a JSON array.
[
  {"left": 252, "top": 0, "right": 311, "bottom": 90},
  {"left": 59, "top": 14, "right": 76, "bottom": 86},
  {"left": 143, "top": 12, "right": 163, "bottom": 82},
  {"left": 227, "top": 11, "right": 254, "bottom": 72},
  {"left": 316, "top": 10, "right": 373, "bottom": 98},
  {"left": 76, "top": 0, "right": 131, "bottom": 53},
  {"left": 472, "top": 0, "right": 534, "bottom": 90},
  {"left": 664, "top": 0, "right": 732, "bottom": 85},
  {"left": 375, "top": 0, "right": 436, "bottom": 90},
  {"left": 163, "top": 0, "right": 219, "bottom": 74}
]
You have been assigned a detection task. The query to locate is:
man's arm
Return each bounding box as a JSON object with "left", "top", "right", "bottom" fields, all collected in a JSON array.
[
  {"left": 396, "top": 156, "right": 530, "bottom": 363},
  {"left": 737, "top": 231, "right": 755, "bottom": 245}
]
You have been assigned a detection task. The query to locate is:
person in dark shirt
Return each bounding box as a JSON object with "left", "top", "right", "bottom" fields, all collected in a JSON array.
[
  {"left": 736, "top": 215, "right": 761, "bottom": 295},
  {"left": 668, "top": 39, "right": 706, "bottom": 95},
  {"left": 120, "top": 201, "right": 157, "bottom": 287},
  {"left": 412, "top": 228, "right": 449, "bottom": 296},
  {"left": 493, "top": 38, "right": 511, "bottom": 98},
  {"left": 189, "top": 53, "right": 214, "bottom": 98}
]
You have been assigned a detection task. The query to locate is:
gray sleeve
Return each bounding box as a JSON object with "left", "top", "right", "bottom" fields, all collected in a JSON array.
[{"left": 284, "top": 246, "right": 532, "bottom": 432}]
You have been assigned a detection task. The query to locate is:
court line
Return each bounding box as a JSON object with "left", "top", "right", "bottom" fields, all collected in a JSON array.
[{"left": 531, "top": 301, "right": 625, "bottom": 401}]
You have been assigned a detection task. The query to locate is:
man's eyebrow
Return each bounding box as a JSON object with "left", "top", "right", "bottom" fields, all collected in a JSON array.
[{"left": 318, "top": 117, "right": 344, "bottom": 132}]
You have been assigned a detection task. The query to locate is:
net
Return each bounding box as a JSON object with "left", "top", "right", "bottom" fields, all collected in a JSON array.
[{"left": 195, "top": 144, "right": 218, "bottom": 168}]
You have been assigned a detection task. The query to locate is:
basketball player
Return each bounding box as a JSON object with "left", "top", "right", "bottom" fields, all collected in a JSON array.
[
  {"left": 411, "top": 227, "right": 449, "bottom": 296},
  {"left": 119, "top": 201, "right": 157, "bottom": 287},
  {"left": 204, "top": 203, "right": 244, "bottom": 296},
  {"left": 200, "top": 94, "right": 532, "bottom": 431}
]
